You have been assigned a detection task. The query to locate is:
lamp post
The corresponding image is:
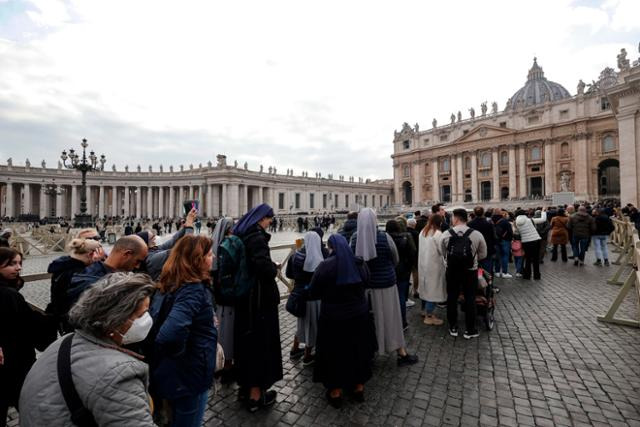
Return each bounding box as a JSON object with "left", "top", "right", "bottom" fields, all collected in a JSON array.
[{"left": 61, "top": 139, "right": 106, "bottom": 227}]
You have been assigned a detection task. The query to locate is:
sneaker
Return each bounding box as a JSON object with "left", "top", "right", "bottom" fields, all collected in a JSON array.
[
  {"left": 397, "top": 353, "right": 419, "bottom": 367},
  {"left": 515, "top": 273, "right": 522, "bottom": 278},
  {"left": 437, "top": 302, "right": 448, "bottom": 309},
  {"left": 302, "top": 354, "right": 315, "bottom": 366},
  {"left": 423, "top": 315, "right": 444, "bottom": 326},
  {"left": 501, "top": 273, "right": 513, "bottom": 279},
  {"left": 406, "top": 299, "right": 416, "bottom": 308},
  {"left": 593, "top": 259, "right": 602, "bottom": 266},
  {"left": 463, "top": 330, "right": 479, "bottom": 339},
  {"left": 604, "top": 259, "right": 610, "bottom": 266},
  {"left": 449, "top": 326, "right": 459, "bottom": 337},
  {"left": 574, "top": 259, "right": 579, "bottom": 266},
  {"left": 495, "top": 272, "right": 502, "bottom": 278},
  {"left": 289, "top": 348, "right": 304, "bottom": 360},
  {"left": 247, "top": 390, "right": 277, "bottom": 412}
]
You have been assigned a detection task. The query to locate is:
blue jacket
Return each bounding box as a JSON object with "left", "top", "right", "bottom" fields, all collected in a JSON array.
[
  {"left": 150, "top": 282, "right": 217, "bottom": 399},
  {"left": 67, "top": 262, "right": 115, "bottom": 305},
  {"left": 350, "top": 231, "right": 397, "bottom": 289}
]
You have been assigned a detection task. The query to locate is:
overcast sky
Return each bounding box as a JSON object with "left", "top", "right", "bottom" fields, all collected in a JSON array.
[{"left": 0, "top": 0, "right": 639, "bottom": 179}]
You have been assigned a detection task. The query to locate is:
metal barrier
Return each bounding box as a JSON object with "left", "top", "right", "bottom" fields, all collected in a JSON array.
[
  {"left": 607, "top": 220, "right": 636, "bottom": 285},
  {"left": 597, "top": 231, "right": 640, "bottom": 328}
]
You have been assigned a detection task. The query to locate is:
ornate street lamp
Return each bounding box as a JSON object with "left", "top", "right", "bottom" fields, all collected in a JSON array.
[{"left": 61, "top": 139, "right": 106, "bottom": 227}]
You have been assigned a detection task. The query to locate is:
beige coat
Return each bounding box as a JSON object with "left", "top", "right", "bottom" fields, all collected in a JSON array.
[{"left": 417, "top": 229, "right": 447, "bottom": 303}]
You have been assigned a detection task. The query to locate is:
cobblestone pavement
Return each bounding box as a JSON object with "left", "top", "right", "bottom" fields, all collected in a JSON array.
[{"left": 12, "top": 242, "right": 640, "bottom": 426}]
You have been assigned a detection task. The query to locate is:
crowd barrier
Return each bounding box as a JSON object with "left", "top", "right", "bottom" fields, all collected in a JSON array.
[{"left": 598, "top": 221, "right": 640, "bottom": 328}]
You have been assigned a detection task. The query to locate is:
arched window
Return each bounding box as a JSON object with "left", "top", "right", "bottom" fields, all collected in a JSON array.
[
  {"left": 442, "top": 158, "right": 451, "bottom": 172},
  {"left": 481, "top": 152, "right": 491, "bottom": 167},
  {"left": 464, "top": 157, "right": 471, "bottom": 170},
  {"left": 561, "top": 142, "right": 569, "bottom": 158},
  {"left": 602, "top": 135, "right": 615, "bottom": 153},
  {"left": 403, "top": 165, "right": 410, "bottom": 177},
  {"left": 500, "top": 151, "right": 508, "bottom": 166},
  {"left": 531, "top": 146, "right": 541, "bottom": 161}
]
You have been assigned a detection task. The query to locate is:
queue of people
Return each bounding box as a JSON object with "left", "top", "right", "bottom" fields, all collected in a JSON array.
[{"left": 0, "top": 199, "right": 624, "bottom": 425}]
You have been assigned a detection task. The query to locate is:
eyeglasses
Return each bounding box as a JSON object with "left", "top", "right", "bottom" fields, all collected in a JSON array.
[{"left": 87, "top": 236, "right": 101, "bottom": 241}]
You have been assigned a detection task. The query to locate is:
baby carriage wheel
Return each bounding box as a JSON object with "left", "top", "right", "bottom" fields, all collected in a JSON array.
[{"left": 484, "top": 306, "right": 495, "bottom": 331}]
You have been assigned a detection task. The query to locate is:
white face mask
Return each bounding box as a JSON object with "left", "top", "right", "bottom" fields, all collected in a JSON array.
[{"left": 121, "top": 312, "right": 153, "bottom": 345}]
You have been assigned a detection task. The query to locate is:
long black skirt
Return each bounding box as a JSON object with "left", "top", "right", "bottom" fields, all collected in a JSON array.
[
  {"left": 234, "top": 301, "right": 283, "bottom": 390},
  {"left": 313, "top": 312, "right": 377, "bottom": 391}
]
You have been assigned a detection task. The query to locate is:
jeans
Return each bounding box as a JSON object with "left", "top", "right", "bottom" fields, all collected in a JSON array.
[
  {"left": 522, "top": 240, "right": 541, "bottom": 280},
  {"left": 421, "top": 300, "right": 436, "bottom": 314},
  {"left": 571, "top": 237, "right": 590, "bottom": 262},
  {"left": 551, "top": 244, "right": 567, "bottom": 262},
  {"left": 494, "top": 240, "right": 511, "bottom": 274},
  {"left": 592, "top": 235, "right": 609, "bottom": 260},
  {"left": 170, "top": 391, "right": 208, "bottom": 427},
  {"left": 446, "top": 268, "right": 477, "bottom": 333},
  {"left": 479, "top": 258, "right": 493, "bottom": 276},
  {"left": 514, "top": 256, "right": 523, "bottom": 273},
  {"left": 397, "top": 279, "right": 410, "bottom": 327}
]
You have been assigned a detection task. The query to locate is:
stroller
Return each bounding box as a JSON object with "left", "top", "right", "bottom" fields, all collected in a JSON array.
[{"left": 458, "top": 268, "right": 496, "bottom": 331}]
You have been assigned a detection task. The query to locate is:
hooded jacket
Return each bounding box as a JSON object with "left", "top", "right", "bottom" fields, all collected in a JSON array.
[
  {"left": 46, "top": 256, "right": 87, "bottom": 319},
  {"left": 67, "top": 261, "right": 115, "bottom": 306},
  {"left": 568, "top": 212, "right": 596, "bottom": 239}
]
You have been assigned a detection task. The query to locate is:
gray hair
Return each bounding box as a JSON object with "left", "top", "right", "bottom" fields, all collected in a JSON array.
[{"left": 68, "top": 272, "right": 155, "bottom": 338}]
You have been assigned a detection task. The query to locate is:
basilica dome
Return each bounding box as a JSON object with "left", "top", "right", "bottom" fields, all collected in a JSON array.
[{"left": 507, "top": 58, "right": 571, "bottom": 110}]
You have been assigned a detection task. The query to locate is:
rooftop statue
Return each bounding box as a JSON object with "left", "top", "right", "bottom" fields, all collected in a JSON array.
[
  {"left": 268, "top": 166, "right": 273, "bottom": 174},
  {"left": 180, "top": 165, "right": 184, "bottom": 171},
  {"left": 273, "top": 167, "right": 277, "bottom": 174},
  {"left": 125, "top": 165, "right": 129, "bottom": 172},
  {"left": 58, "top": 161, "right": 62, "bottom": 169},
  {"left": 577, "top": 79, "right": 585, "bottom": 95},
  {"left": 7, "top": 157, "right": 12, "bottom": 166},
  {"left": 137, "top": 165, "right": 141, "bottom": 172},
  {"left": 450, "top": 113, "right": 455, "bottom": 124},
  {"left": 481, "top": 102, "right": 487, "bottom": 116},
  {"left": 260, "top": 164, "right": 263, "bottom": 172},
  {"left": 198, "top": 163, "right": 202, "bottom": 169},
  {"left": 244, "top": 161, "right": 248, "bottom": 170},
  {"left": 216, "top": 154, "right": 227, "bottom": 167},
  {"left": 189, "top": 164, "right": 193, "bottom": 170},
  {"left": 207, "top": 161, "right": 212, "bottom": 168},
  {"left": 41, "top": 160, "right": 46, "bottom": 168},
  {"left": 169, "top": 165, "right": 174, "bottom": 172},
  {"left": 159, "top": 165, "right": 163, "bottom": 172},
  {"left": 491, "top": 101, "right": 498, "bottom": 114},
  {"left": 617, "top": 48, "right": 630, "bottom": 71},
  {"left": 457, "top": 111, "right": 462, "bottom": 122},
  {"left": 111, "top": 164, "right": 116, "bottom": 172},
  {"left": 414, "top": 122, "right": 419, "bottom": 132},
  {"left": 148, "top": 165, "right": 152, "bottom": 172},
  {"left": 469, "top": 107, "right": 475, "bottom": 119},
  {"left": 25, "top": 158, "right": 30, "bottom": 168},
  {"left": 432, "top": 118, "right": 437, "bottom": 128},
  {"left": 234, "top": 160, "right": 238, "bottom": 168}
]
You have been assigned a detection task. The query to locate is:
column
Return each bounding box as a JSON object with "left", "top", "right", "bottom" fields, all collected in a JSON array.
[
  {"left": 450, "top": 156, "right": 458, "bottom": 203},
  {"left": 432, "top": 159, "right": 439, "bottom": 202},
  {"left": 178, "top": 186, "right": 184, "bottom": 209},
  {"left": 221, "top": 184, "right": 228, "bottom": 217},
  {"left": 544, "top": 141, "right": 555, "bottom": 196},
  {"left": 508, "top": 145, "right": 517, "bottom": 200},
  {"left": 147, "top": 186, "right": 153, "bottom": 218},
  {"left": 518, "top": 144, "right": 527, "bottom": 198},
  {"left": 22, "top": 183, "right": 31, "bottom": 214},
  {"left": 456, "top": 155, "right": 463, "bottom": 201},
  {"left": 212, "top": 185, "right": 220, "bottom": 216},
  {"left": 124, "top": 186, "right": 130, "bottom": 218},
  {"left": 412, "top": 160, "right": 422, "bottom": 205},
  {"left": 228, "top": 183, "right": 239, "bottom": 217},
  {"left": 471, "top": 151, "right": 478, "bottom": 202},
  {"left": 135, "top": 186, "right": 142, "bottom": 218},
  {"left": 158, "top": 186, "right": 164, "bottom": 218},
  {"left": 39, "top": 186, "right": 47, "bottom": 218},
  {"left": 168, "top": 186, "right": 175, "bottom": 218},
  {"left": 492, "top": 149, "right": 500, "bottom": 202},
  {"left": 111, "top": 186, "right": 118, "bottom": 217},
  {"left": 618, "top": 110, "right": 639, "bottom": 206},
  {"left": 240, "top": 185, "right": 248, "bottom": 214},
  {"left": 574, "top": 136, "right": 588, "bottom": 199},
  {"left": 98, "top": 186, "right": 105, "bottom": 218},
  {"left": 206, "top": 184, "right": 213, "bottom": 216},
  {"left": 86, "top": 186, "right": 93, "bottom": 215},
  {"left": 55, "top": 185, "right": 63, "bottom": 217},
  {"left": 70, "top": 185, "right": 78, "bottom": 217}
]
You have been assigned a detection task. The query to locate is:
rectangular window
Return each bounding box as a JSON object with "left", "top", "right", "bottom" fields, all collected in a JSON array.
[
  {"left": 440, "top": 134, "right": 448, "bottom": 142},
  {"left": 499, "top": 122, "right": 507, "bottom": 128},
  {"left": 559, "top": 109, "right": 569, "bottom": 120},
  {"left": 345, "top": 195, "right": 349, "bottom": 207},
  {"left": 364, "top": 195, "right": 368, "bottom": 207},
  {"left": 278, "top": 193, "right": 285, "bottom": 210},
  {"left": 295, "top": 193, "right": 300, "bottom": 209},
  {"left": 310, "top": 193, "right": 315, "bottom": 209},
  {"left": 527, "top": 116, "right": 540, "bottom": 124},
  {"left": 322, "top": 194, "right": 327, "bottom": 209},
  {"left": 403, "top": 140, "right": 410, "bottom": 150},
  {"left": 601, "top": 97, "right": 610, "bottom": 111},
  {"left": 380, "top": 195, "right": 383, "bottom": 207},
  {"left": 335, "top": 194, "right": 339, "bottom": 208}
]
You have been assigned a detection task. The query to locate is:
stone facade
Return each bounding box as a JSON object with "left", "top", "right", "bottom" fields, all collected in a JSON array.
[
  {"left": 391, "top": 54, "right": 640, "bottom": 207},
  {"left": 0, "top": 157, "right": 393, "bottom": 219}
]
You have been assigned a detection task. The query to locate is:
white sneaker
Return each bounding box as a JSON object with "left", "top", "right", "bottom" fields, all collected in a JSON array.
[
  {"left": 515, "top": 273, "right": 522, "bottom": 278},
  {"left": 501, "top": 273, "right": 513, "bottom": 279},
  {"left": 406, "top": 299, "right": 415, "bottom": 308},
  {"left": 495, "top": 272, "right": 502, "bottom": 278}
]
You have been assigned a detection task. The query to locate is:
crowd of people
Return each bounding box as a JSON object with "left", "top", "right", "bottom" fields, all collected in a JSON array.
[{"left": 0, "top": 198, "right": 630, "bottom": 425}]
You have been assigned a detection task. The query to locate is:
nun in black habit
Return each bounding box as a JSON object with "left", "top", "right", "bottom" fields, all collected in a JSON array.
[
  {"left": 308, "top": 234, "right": 377, "bottom": 408},
  {"left": 232, "top": 204, "right": 283, "bottom": 412}
]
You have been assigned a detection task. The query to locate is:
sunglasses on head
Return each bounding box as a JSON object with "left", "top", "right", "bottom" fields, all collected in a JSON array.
[{"left": 87, "top": 236, "right": 101, "bottom": 241}]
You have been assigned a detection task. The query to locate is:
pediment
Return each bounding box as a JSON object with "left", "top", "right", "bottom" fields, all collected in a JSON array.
[{"left": 455, "top": 124, "right": 516, "bottom": 143}]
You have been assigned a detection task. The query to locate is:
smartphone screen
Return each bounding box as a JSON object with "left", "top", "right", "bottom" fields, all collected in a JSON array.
[{"left": 182, "top": 199, "right": 199, "bottom": 215}]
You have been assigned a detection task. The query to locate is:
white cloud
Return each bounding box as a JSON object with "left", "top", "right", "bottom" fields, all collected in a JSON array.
[{"left": 0, "top": 0, "right": 638, "bottom": 178}]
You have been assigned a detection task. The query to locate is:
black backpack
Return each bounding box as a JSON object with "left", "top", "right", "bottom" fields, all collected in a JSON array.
[{"left": 446, "top": 229, "right": 475, "bottom": 270}]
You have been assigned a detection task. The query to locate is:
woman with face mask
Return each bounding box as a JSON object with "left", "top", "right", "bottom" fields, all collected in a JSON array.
[
  {"left": 18, "top": 272, "right": 156, "bottom": 426},
  {"left": 150, "top": 235, "right": 218, "bottom": 427},
  {"left": 0, "top": 248, "right": 57, "bottom": 427}
]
